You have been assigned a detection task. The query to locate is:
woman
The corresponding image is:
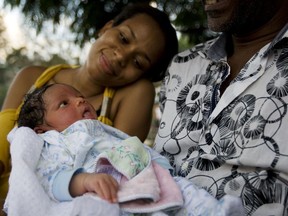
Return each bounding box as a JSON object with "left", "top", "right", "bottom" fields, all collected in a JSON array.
[{"left": 0, "top": 3, "right": 178, "bottom": 201}]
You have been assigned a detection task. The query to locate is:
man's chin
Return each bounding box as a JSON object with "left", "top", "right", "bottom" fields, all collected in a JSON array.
[{"left": 204, "top": 0, "right": 219, "bottom": 5}]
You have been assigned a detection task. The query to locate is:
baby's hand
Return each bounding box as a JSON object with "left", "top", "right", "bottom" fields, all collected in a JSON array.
[
  {"left": 83, "top": 173, "right": 119, "bottom": 203},
  {"left": 70, "top": 173, "right": 119, "bottom": 203}
]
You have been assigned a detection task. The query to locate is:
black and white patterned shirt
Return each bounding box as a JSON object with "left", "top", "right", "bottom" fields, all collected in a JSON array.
[{"left": 154, "top": 23, "right": 288, "bottom": 215}]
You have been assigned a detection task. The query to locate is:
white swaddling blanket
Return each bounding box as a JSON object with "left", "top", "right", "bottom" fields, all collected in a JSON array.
[
  {"left": 4, "top": 126, "right": 120, "bottom": 216},
  {"left": 4, "top": 121, "right": 245, "bottom": 216}
]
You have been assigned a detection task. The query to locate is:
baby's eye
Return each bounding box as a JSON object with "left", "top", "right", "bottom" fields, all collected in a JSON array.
[{"left": 59, "top": 101, "right": 68, "bottom": 108}]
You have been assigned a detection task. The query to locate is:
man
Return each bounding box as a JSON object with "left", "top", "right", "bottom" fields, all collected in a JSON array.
[{"left": 154, "top": 0, "right": 288, "bottom": 215}]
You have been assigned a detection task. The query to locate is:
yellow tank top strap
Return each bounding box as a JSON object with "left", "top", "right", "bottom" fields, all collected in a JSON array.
[
  {"left": 103, "top": 87, "right": 116, "bottom": 98},
  {"left": 34, "top": 64, "right": 77, "bottom": 89},
  {"left": 97, "top": 87, "right": 115, "bottom": 126}
]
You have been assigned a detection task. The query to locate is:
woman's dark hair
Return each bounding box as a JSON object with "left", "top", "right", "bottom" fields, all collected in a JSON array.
[
  {"left": 113, "top": 3, "right": 178, "bottom": 82},
  {"left": 17, "top": 84, "right": 54, "bottom": 129}
]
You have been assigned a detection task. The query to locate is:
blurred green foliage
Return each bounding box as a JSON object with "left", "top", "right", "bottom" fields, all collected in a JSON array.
[{"left": 3, "top": 0, "right": 215, "bottom": 47}]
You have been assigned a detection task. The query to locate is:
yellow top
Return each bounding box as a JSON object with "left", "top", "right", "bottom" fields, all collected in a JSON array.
[
  {"left": 97, "top": 87, "right": 115, "bottom": 126},
  {"left": 0, "top": 64, "right": 115, "bottom": 199},
  {"left": 0, "top": 110, "right": 16, "bottom": 199}
]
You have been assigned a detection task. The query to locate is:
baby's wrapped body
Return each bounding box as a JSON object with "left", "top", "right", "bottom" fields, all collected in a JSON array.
[{"left": 5, "top": 119, "right": 244, "bottom": 215}]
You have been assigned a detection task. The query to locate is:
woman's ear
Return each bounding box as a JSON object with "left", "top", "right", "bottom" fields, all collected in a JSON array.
[{"left": 98, "top": 20, "right": 114, "bottom": 37}]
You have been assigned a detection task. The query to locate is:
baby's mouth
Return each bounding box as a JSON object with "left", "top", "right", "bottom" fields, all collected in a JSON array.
[
  {"left": 83, "top": 108, "right": 92, "bottom": 118},
  {"left": 83, "top": 110, "right": 89, "bottom": 117}
]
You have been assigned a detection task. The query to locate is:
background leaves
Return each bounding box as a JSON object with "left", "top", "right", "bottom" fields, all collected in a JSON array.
[{"left": 3, "top": 0, "right": 215, "bottom": 47}]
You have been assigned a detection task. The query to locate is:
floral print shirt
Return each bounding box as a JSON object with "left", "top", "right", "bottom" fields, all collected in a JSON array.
[{"left": 154, "top": 23, "right": 288, "bottom": 215}]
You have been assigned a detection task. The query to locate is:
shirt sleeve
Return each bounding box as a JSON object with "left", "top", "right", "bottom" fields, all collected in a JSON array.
[{"left": 52, "top": 168, "right": 84, "bottom": 201}]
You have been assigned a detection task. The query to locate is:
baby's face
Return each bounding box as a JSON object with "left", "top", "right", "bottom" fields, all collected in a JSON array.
[{"left": 40, "top": 84, "right": 97, "bottom": 132}]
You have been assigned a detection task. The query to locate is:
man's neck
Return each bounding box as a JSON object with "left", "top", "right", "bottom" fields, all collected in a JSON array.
[
  {"left": 225, "top": 2, "right": 288, "bottom": 87},
  {"left": 219, "top": 3, "right": 288, "bottom": 95}
]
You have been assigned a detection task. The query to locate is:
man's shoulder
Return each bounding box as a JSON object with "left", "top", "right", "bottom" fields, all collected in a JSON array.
[{"left": 172, "top": 38, "right": 218, "bottom": 66}]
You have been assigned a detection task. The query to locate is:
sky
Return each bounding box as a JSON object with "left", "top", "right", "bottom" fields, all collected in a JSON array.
[
  {"left": 1, "top": 0, "right": 25, "bottom": 48},
  {"left": 0, "top": 0, "right": 86, "bottom": 64}
]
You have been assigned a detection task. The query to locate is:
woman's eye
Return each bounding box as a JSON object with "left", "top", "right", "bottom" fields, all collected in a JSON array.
[
  {"left": 134, "top": 58, "right": 143, "bottom": 70},
  {"left": 119, "top": 33, "right": 128, "bottom": 44}
]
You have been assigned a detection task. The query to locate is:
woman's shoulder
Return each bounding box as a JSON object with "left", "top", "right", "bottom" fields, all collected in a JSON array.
[
  {"left": 118, "top": 78, "right": 155, "bottom": 96},
  {"left": 1, "top": 66, "right": 47, "bottom": 110},
  {"left": 114, "top": 79, "right": 156, "bottom": 106},
  {"left": 18, "top": 65, "right": 47, "bottom": 75},
  {"left": 10, "top": 65, "right": 48, "bottom": 92},
  {"left": 110, "top": 79, "right": 156, "bottom": 141},
  {"left": 15, "top": 65, "right": 47, "bottom": 83}
]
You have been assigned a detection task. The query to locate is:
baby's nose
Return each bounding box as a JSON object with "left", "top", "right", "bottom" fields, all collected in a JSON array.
[{"left": 76, "top": 97, "right": 85, "bottom": 105}]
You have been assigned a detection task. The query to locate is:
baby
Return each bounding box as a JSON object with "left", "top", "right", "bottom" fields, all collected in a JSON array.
[
  {"left": 18, "top": 83, "right": 171, "bottom": 204},
  {"left": 18, "top": 83, "right": 120, "bottom": 203}
]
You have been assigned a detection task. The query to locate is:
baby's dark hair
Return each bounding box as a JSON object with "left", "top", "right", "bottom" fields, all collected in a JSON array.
[
  {"left": 17, "top": 84, "right": 54, "bottom": 129},
  {"left": 113, "top": 3, "right": 178, "bottom": 82}
]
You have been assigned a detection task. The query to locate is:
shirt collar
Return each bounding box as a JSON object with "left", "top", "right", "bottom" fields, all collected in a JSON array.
[
  {"left": 205, "top": 22, "right": 288, "bottom": 60},
  {"left": 264, "top": 22, "right": 288, "bottom": 56}
]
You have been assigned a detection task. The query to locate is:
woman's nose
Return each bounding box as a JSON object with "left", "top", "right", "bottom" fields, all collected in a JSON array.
[{"left": 114, "top": 47, "right": 127, "bottom": 67}]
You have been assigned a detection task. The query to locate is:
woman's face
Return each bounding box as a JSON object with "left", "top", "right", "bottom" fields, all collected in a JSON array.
[{"left": 86, "top": 13, "right": 166, "bottom": 87}]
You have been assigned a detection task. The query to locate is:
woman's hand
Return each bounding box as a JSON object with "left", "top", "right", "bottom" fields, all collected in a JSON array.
[{"left": 69, "top": 172, "right": 119, "bottom": 203}]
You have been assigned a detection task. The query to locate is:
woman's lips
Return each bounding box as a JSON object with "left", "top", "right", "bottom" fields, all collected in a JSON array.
[{"left": 99, "top": 52, "right": 116, "bottom": 76}]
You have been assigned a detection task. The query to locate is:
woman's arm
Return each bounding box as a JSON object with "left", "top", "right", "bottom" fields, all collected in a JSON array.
[{"left": 112, "top": 79, "right": 155, "bottom": 142}]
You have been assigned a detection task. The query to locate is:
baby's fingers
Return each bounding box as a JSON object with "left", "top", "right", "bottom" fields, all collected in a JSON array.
[
  {"left": 108, "top": 177, "right": 119, "bottom": 203},
  {"left": 95, "top": 175, "right": 119, "bottom": 203}
]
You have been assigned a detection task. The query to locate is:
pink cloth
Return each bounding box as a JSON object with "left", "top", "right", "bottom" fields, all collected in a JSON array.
[{"left": 119, "top": 162, "right": 183, "bottom": 213}]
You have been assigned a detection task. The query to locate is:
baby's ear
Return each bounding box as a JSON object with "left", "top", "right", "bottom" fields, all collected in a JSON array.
[{"left": 34, "top": 126, "right": 45, "bottom": 134}]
